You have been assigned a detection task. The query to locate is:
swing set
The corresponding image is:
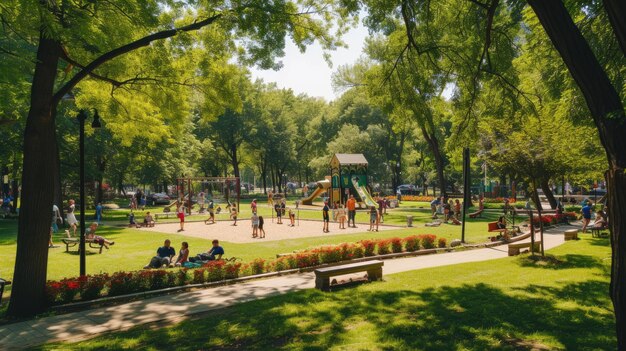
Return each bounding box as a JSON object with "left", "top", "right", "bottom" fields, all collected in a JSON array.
[{"left": 176, "top": 177, "right": 241, "bottom": 215}]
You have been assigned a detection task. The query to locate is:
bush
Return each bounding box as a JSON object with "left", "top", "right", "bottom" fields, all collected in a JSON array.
[
  {"left": 249, "top": 258, "right": 266, "bottom": 275},
  {"left": 192, "top": 268, "right": 206, "bottom": 284},
  {"left": 318, "top": 246, "right": 342, "bottom": 263},
  {"left": 46, "top": 278, "right": 81, "bottom": 304},
  {"left": 225, "top": 262, "right": 242, "bottom": 279},
  {"left": 80, "top": 274, "right": 108, "bottom": 301},
  {"left": 376, "top": 239, "right": 391, "bottom": 255},
  {"left": 404, "top": 236, "right": 421, "bottom": 252},
  {"left": 419, "top": 234, "right": 437, "bottom": 249},
  {"left": 390, "top": 237, "right": 404, "bottom": 253},
  {"left": 352, "top": 244, "right": 365, "bottom": 258},
  {"left": 437, "top": 237, "right": 447, "bottom": 248},
  {"left": 293, "top": 252, "right": 319, "bottom": 268},
  {"left": 109, "top": 271, "right": 142, "bottom": 296},
  {"left": 206, "top": 261, "right": 226, "bottom": 282},
  {"left": 360, "top": 239, "right": 376, "bottom": 256},
  {"left": 340, "top": 243, "right": 356, "bottom": 260}
]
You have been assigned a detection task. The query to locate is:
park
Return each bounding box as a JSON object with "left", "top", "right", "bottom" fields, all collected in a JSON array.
[{"left": 0, "top": 0, "right": 625, "bottom": 350}]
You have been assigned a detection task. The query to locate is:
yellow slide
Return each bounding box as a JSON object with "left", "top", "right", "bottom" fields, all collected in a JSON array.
[
  {"left": 351, "top": 178, "right": 377, "bottom": 207},
  {"left": 302, "top": 179, "right": 331, "bottom": 205}
]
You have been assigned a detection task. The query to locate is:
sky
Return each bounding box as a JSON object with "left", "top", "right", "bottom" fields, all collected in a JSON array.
[{"left": 249, "top": 24, "right": 370, "bottom": 102}]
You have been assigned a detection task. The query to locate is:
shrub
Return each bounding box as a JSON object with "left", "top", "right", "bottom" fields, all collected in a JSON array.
[
  {"left": 294, "top": 252, "right": 319, "bottom": 268},
  {"left": 419, "top": 234, "right": 437, "bottom": 249},
  {"left": 318, "top": 246, "right": 342, "bottom": 263},
  {"left": 225, "top": 262, "right": 242, "bottom": 279},
  {"left": 206, "top": 261, "right": 226, "bottom": 282},
  {"left": 192, "top": 268, "right": 206, "bottom": 284},
  {"left": 376, "top": 239, "right": 391, "bottom": 255},
  {"left": 45, "top": 278, "right": 81, "bottom": 304},
  {"left": 249, "top": 258, "right": 266, "bottom": 275},
  {"left": 80, "top": 274, "right": 108, "bottom": 300},
  {"left": 109, "top": 271, "right": 141, "bottom": 296},
  {"left": 390, "top": 237, "right": 404, "bottom": 253},
  {"left": 352, "top": 244, "right": 365, "bottom": 258},
  {"left": 340, "top": 243, "right": 356, "bottom": 260},
  {"left": 361, "top": 239, "right": 376, "bottom": 256},
  {"left": 176, "top": 269, "right": 189, "bottom": 286},
  {"left": 437, "top": 237, "right": 447, "bottom": 248},
  {"left": 404, "top": 236, "right": 421, "bottom": 252}
]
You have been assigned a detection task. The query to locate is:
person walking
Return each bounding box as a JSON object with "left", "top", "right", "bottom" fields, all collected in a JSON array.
[
  {"left": 581, "top": 201, "right": 593, "bottom": 233},
  {"left": 65, "top": 199, "right": 78, "bottom": 237},
  {"left": 95, "top": 202, "right": 103, "bottom": 224},
  {"left": 176, "top": 201, "right": 185, "bottom": 232},
  {"left": 258, "top": 215, "right": 266, "bottom": 238}
]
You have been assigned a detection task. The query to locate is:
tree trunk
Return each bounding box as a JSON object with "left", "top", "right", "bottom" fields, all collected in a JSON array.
[
  {"left": 10, "top": 153, "right": 19, "bottom": 214},
  {"left": 527, "top": 1, "right": 626, "bottom": 347},
  {"left": 230, "top": 143, "right": 240, "bottom": 178},
  {"left": 530, "top": 183, "right": 543, "bottom": 211},
  {"left": 421, "top": 127, "right": 447, "bottom": 198},
  {"left": 540, "top": 179, "right": 558, "bottom": 209},
  {"left": 604, "top": 0, "right": 626, "bottom": 57},
  {"left": 7, "top": 36, "right": 61, "bottom": 317}
]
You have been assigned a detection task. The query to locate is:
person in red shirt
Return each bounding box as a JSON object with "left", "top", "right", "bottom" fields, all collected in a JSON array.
[{"left": 346, "top": 195, "right": 357, "bottom": 228}]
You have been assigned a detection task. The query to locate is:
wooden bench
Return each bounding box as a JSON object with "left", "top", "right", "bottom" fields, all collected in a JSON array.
[
  {"left": 0, "top": 278, "right": 11, "bottom": 305},
  {"left": 508, "top": 241, "right": 542, "bottom": 256},
  {"left": 154, "top": 212, "right": 173, "bottom": 221},
  {"left": 564, "top": 229, "right": 578, "bottom": 241},
  {"left": 314, "top": 260, "right": 384, "bottom": 291},
  {"left": 61, "top": 238, "right": 106, "bottom": 254},
  {"left": 469, "top": 209, "right": 484, "bottom": 218},
  {"left": 488, "top": 222, "right": 507, "bottom": 234},
  {"left": 590, "top": 226, "right": 609, "bottom": 238}
]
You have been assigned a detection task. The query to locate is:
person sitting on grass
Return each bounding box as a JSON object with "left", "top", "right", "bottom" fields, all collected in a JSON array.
[
  {"left": 86, "top": 222, "right": 115, "bottom": 249},
  {"left": 143, "top": 212, "right": 155, "bottom": 227},
  {"left": 144, "top": 239, "right": 175, "bottom": 269},
  {"left": 129, "top": 211, "right": 139, "bottom": 228},
  {"left": 174, "top": 241, "right": 190, "bottom": 267},
  {"left": 190, "top": 239, "right": 225, "bottom": 262}
]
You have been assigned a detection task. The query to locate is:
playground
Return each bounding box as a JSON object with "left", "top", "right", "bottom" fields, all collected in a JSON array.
[{"left": 142, "top": 219, "right": 399, "bottom": 243}]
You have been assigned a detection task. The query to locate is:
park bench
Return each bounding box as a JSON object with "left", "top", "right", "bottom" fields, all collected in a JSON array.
[
  {"left": 0, "top": 278, "right": 11, "bottom": 305},
  {"left": 154, "top": 212, "right": 174, "bottom": 221},
  {"left": 469, "top": 209, "right": 484, "bottom": 218},
  {"left": 488, "top": 221, "right": 507, "bottom": 235},
  {"left": 590, "top": 225, "right": 609, "bottom": 238},
  {"left": 508, "top": 240, "right": 542, "bottom": 256},
  {"left": 61, "top": 238, "right": 107, "bottom": 254},
  {"left": 314, "top": 260, "right": 383, "bottom": 291}
]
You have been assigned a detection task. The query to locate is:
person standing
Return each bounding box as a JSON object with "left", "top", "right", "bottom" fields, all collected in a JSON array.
[
  {"left": 268, "top": 190, "right": 274, "bottom": 207},
  {"left": 322, "top": 201, "right": 330, "bottom": 233},
  {"left": 205, "top": 200, "right": 215, "bottom": 224},
  {"left": 52, "top": 203, "right": 61, "bottom": 233},
  {"left": 368, "top": 205, "right": 378, "bottom": 231},
  {"left": 430, "top": 197, "right": 441, "bottom": 219},
  {"left": 198, "top": 191, "right": 206, "bottom": 213},
  {"left": 230, "top": 204, "right": 238, "bottom": 226},
  {"left": 337, "top": 204, "right": 346, "bottom": 229},
  {"left": 377, "top": 196, "right": 386, "bottom": 223},
  {"left": 274, "top": 201, "right": 282, "bottom": 224},
  {"left": 346, "top": 195, "right": 357, "bottom": 228},
  {"left": 65, "top": 199, "right": 78, "bottom": 237},
  {"left": 454, "top": 199, "right": 461, "bottom": 220},
  {"left": 581, "top": 201, "right": 592, "bottom": 233},
  {"left": 258, "top": 215, "right": 266, "bottom": 238},
  {"left": 251, "top": 211, "right": 259, "bottom": 237},
  {"left": 251, "top": 199, "right": 257, "bottom": 213},
  {"left": 176, "top": 201, "right": 185, "bottom": 232},
  {"left": 95, "top": 202, "right": 103, "bottom": 224}
]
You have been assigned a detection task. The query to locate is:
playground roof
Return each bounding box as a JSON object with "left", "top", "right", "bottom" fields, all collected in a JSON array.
[{"left": 332, "top": 153, "right": 368, "bottom": 165}]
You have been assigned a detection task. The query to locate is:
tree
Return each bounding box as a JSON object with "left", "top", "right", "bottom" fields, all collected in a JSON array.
[{"left": 3, "top": 0, "right": 354, "bottom": 318}]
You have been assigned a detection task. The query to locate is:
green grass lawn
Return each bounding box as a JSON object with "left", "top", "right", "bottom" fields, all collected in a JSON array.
[
  {"left": 0, "top": 202, "right": 517, "bottom": 301},
  {"left": 34, "top": 235, "right": 615, "bottom": 350}
]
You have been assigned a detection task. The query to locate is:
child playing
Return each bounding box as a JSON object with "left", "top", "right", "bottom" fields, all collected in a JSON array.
[
  {"left": 337, "top": 204, "right": 347, "bottom": 229},
  {"left": 258, "top": 216, "right": 266, "bottom": 238},
  {"left": 251, "top": 211, "right": 260, "bottom": 237},
  {"left": 368, "top": 206, "right": 378, "bottom": 232},
  {"left": 176, "top": 201, "right": 185, "bottom": 232},
  {"left": 322, "top": 202, "right": 330, "bottom": 233},
  {"left": 288, "top": 208, "right": 296, "bottom": 227},
  {"left": 275, "top": 202, "right": 282, "bottom": 224},
  {"left": 230, "top": 204, "right": 238, "bottom": 226},
  {"left": 205, "top": 200, "right": 215, "bottom": 224}
]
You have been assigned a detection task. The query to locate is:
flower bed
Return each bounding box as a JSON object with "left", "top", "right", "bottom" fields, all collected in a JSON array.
[{"left": 45, "top": 233, "right": 449, "bottom": 306}]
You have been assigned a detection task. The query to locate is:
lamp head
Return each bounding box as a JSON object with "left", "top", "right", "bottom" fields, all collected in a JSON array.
[{"left": 91, "top": 109, "right": 101, "bottom": 128}]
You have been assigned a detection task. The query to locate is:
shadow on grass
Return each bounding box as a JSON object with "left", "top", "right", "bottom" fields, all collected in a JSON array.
[
  {"left": 35, "top": 281, "right": 616, "bottom": 350},
  {"left": 516, "top": 253, "right": 606, "bottom": 271}
]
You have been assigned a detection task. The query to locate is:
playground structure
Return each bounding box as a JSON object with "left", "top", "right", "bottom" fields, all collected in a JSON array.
[
  {"left": 302, "top": 154, "right": 377, "bottom": 207},
  {"left": 175, "top": 177, "right": 241, "bottom": 214}
]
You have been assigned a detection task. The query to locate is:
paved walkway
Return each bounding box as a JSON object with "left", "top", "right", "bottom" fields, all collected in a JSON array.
[{"left": 0, "top": 225, "right": 576, "bottom": 350}]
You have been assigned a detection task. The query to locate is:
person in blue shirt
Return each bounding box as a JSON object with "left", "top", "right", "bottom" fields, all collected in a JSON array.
[
  {"left": 191, "top": 239, "right": 225, "bottom": 262},
  {"left": 430, "top": 197, "right": 441, "bottom": 218},
  {"left": 144, "top": 239, "right": 176, "bottom": 268},
  {"left": 581, "top": 201, "right": 593, "bottom": 233},
  {"left": 95, "top": 203, "right": 103, "bottom": 224}
]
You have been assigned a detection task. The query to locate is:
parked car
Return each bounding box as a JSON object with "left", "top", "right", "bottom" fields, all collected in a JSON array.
[
  {"left": 147, "top": 193, "right": 171, "bottom": 206},
  {"left": 586, "top": 188, "right": 607, "bottom": 196},
  {"left": 396, "top": 184, "right": 420, "bottom": 195}
]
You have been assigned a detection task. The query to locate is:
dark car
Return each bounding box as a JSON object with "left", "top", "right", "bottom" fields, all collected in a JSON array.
[
  {"left": 147, "top": 193, "right": 171, "bottom": 206},
  {"left": 586, "top": 188, "right": 607, "bottom": 196},
  {"left": 396, "top": 184, "right": 420, "bottom": 195}
]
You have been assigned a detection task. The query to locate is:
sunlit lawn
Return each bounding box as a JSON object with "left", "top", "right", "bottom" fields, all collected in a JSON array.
[
  {"left": 0, "top": 201, "right": 516, "bottom": 300},
  {"left": 34, "top": 235, "right": 615, "bottom": 350}
]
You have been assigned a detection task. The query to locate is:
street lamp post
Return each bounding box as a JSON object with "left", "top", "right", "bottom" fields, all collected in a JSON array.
[{"left": 78, "top": 109, "right": 101, "bottom": 277}]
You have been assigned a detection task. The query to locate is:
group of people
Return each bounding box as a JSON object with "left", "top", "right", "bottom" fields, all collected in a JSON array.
[
  {"left": 429, "top": 197, "right": 463, "bottom": 225},
  {"left": 320, "top": 194, "right": 388, "bottom": 233},
  {"left": 144, "top": 239, "right": 225, "bottom": 269}
]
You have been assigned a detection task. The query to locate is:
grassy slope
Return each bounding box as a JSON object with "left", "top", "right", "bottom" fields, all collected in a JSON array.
[{"left": 36, "top": 235, "right": 615, "bottom": 350}]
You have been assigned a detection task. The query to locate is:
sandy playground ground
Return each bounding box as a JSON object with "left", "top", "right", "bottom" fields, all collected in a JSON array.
[{"left": 142, "top": 218, "right": 401, "bottom": 243}]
